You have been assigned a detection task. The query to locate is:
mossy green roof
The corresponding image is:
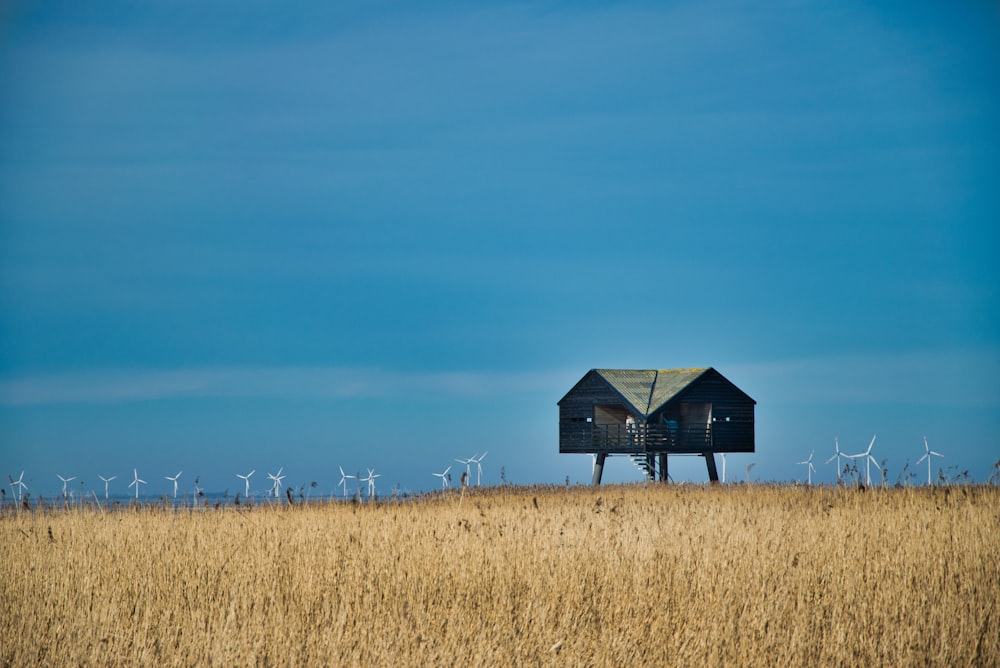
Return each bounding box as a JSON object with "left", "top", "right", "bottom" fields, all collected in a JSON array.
[{"left": 594, "top": 368, "right": 709, "bottom": 418}]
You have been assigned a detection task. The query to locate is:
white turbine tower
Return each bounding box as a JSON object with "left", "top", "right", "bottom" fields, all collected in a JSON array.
[
  {"left": 825, "top": 438, "right": 846, "bottom": 483},
  {"left": 165, "top": 471, "right": 183, "bottom": 499},
  {"left": 433, "top": 466, "right": 452, "bottom": 489},
  {"left": 364, "top": 468, "right": 380, "bottom": 499},
  {"left": 267, "top": 467, "right": 285, "bottom": 498},
  {"left": 848, "top": 435, "right": 880, "bottom": 486},
  {"left": 455, "top": 456, "right": 474, "bottom": 484},
  {"left": 471, "top": 451, "right": 488, "bottom": 486},
  {"left": 338, "top": 466, "right": 355, "bottom": 499},
  {"left": 916, "top": 436, "right": 944, "bottom": 486},
  {"left": 796, "top": 450, "right": 816, "bottom": 485},
  {"left": 9, "top": 471, "right": 27, "bottom": 503},
  {"left": 57, "top": 474, "right": 76, "bottom": 498},
  {"left": 236, "top": 470, "right": 255, "bottom": 498},
  {"left": 129, "top": 469, "right": 146, "bottom": 500},
  {"left": 98, "top": 475, "right": 116, "bottom": 500}
]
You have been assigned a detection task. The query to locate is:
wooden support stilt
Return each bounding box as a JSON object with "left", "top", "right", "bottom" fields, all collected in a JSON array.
[
  {"left": 591, "top": 452, "right": 607, "bottom": 486},
  {"left": 658, "top": 453, "right": 668, "bottom": 482},
  {"left": 704, "top": 453, "right": 720, "bottom": 483}
]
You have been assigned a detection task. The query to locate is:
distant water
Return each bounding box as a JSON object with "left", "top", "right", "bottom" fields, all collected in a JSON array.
[{"left": 2, "top": 489, "right": 420, "bottom": 510}]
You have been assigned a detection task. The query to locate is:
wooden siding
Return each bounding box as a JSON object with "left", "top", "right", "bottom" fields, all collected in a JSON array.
[
  {"left": 558, "top": 367, "right": 755, "bottom": 454},
  {"left": 650, "top": 369, "right": 755, "bottom": 453},
  {"left": 558, "top": 370, "right": 625, "bottom": 453}
]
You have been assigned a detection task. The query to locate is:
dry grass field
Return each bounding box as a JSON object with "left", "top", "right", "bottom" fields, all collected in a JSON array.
[{"left": 2, "top": 484, "right": 998, "bottom": 666}]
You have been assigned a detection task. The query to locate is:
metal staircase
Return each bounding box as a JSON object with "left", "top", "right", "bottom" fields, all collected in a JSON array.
[{"left": 630, "top": 454, "right": 656, "bottom": 481}]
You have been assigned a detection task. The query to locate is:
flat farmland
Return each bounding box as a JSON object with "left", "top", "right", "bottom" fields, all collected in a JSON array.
[{"left": 2, "top": 484, "right": 997, "bottom": 666}]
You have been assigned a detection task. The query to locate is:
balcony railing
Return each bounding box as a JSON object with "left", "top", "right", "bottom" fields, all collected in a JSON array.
[{"left": 592, "top": 423, "right": 712, "bottom": 452}]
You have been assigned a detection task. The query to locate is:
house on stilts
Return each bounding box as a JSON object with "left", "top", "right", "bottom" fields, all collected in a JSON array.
[{"left": 558, "top": 368, "right": 755, "bottom": 484}]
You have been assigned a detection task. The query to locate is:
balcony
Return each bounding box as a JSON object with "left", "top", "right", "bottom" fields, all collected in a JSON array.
[{"left": 591, "top": 422, "right": 712, "bottom": 453}]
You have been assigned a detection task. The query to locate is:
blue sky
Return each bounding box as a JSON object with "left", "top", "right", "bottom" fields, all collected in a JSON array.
[{"left": 1, "top": 1, "right": 998, "bottom": 499}]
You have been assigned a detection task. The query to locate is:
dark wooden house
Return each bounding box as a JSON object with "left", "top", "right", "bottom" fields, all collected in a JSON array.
[{"left": 558, "top": 368, "right": 755, "bottom": 484}]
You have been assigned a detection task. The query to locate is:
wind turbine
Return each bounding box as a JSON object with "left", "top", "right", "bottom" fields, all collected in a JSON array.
[
  {"left": 98, "top": 475, "right": 116, "bottom": 500},
  {"left": 455, "top": 456, "right": 474, "bottom": 483},
  {"left": 364, "top": 468, "right": 380, "bottom": 499},
  {"left": 9, "top": 471, "right": 27, "bottom": 502},
  {"left": 825, "top": 438, "right": 846, "bottom": 483},
  {"left": 916, "top": 436, "right": 944, "bottom": 486},
  {"left": 796, "top": 450, "right": 816, "bottom": 485},
  {"left": 848, "top": 435, "right": 880, "bottom": 486},
  {"left": 433, "top": 466, "right": 451, "bottom": 489},
  {"left": 57, "top": 474, "right": 76, "bottom": 498},
  {"left": 338, "top": 466, "right": 355, "bottom": 499},
  {"left": 165, "top": 471, "right": 183, "bottom": 499},
  {"left": 236, "top": 470, "right": 255, "bottom": 498},
  {"left": 129, "top": 469, "right": 146, "bottom": 500},
  {"left": 471, "top": 451, "right": 488, "bottom": 486},
  {"left": 267, "top": 467, "right": 285, "bottom": 498}
]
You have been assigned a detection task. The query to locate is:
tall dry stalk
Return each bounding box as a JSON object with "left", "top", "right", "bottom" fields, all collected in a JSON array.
[{"left": 1, "top": 485, "right": 997, "bottom": 666}]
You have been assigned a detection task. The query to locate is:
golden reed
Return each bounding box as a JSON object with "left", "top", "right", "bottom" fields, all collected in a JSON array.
[{"left": 2, "top": 484, "right": 997, "bottom": 666}]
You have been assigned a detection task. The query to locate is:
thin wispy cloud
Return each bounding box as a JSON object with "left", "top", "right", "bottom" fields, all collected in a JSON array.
[
  {"left": 0, "top": 366, "right": 574, "bottom": 406},
  {"left": 727, "top": 348, "right": 1000, "bottom": 407},
  {"left": 3, "top": 351, "right": 996, "bottom": 408}
]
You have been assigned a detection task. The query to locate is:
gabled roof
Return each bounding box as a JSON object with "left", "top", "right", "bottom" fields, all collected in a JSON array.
[
  {"left": 558, "top": 367, "right": 756, "bottom": 417},
  {"left": 594, "top": 368, "right": 709, "bottom": 418}
]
